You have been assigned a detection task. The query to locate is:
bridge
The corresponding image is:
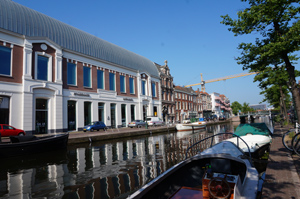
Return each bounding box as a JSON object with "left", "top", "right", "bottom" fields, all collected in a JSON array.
[{"left": 238, "top": 110, "right": 272, "bottom": 123}]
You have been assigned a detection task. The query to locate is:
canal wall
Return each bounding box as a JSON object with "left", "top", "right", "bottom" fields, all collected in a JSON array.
[{"left": 68, "top": 119, "right": 233, "bottom": 144}]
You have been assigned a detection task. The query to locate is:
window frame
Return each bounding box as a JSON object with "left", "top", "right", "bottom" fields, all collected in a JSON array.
[
  {"left": 67, "top": 62, "right": 77, "bottom": 86},
  {"left": 152, "top": 82, "right": 156, "bottom": 97},
  {"left": 0, "top": 45, "right": 12, "bottom": 76},
  {"left": 129, "top": 77, "right": 135, "bottom": 94},
  {"left": 97, "top": 69, "right": 104, "bottom": 89},
  {"left": 83, "top": 66, "right": 91, "bottom": 88},
  {"left": 120, "top": 75, "right": 126, "bottom": 93},
  {"left": 109, "top": 72, "right": 115, "bottom": 91},
  {"left": 142, "top": 80, "right": 146, "bottom": 95},
  {"left": 35, "top": 52, "right": 52, "bottom": 81}
]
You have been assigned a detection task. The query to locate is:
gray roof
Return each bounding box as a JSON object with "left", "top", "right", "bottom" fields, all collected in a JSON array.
[{"left": 0, "top": 0, "right": 159, "bottom": 77}]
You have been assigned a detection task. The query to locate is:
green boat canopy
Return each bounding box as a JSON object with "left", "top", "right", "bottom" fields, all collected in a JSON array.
[{"left": 234, "top": 123, "right": 272, "bottom": 136}]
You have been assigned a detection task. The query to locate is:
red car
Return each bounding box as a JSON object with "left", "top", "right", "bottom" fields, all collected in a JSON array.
[{"left": 0, "top": 124, "right": 26, "bottom": 137}]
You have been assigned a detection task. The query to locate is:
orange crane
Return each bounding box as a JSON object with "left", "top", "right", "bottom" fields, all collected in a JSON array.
[{"left": 184, "top": 72, "right": 258, "bottom": 92}]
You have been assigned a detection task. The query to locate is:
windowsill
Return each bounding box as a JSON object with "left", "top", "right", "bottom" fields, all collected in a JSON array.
[
  {"left": 83, "top": 86, "right": 93, "bottom": 89},
  {"left": 0, "top": 74, "right": 12, "bottom": 78},
  {"left": 68, "top": 84, "right": 77, "bottom": 87}
]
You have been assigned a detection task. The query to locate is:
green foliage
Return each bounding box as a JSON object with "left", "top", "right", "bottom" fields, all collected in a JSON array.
[
  {"left": 221, "top": 0, "right": 300, "bottom": 122},
  {"left": 231, "top": 101, "right": 242, "bottom": 115}
]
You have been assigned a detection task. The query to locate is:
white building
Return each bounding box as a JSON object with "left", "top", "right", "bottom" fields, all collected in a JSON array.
[{"left": 0, "top": 0, "right": 161, "bottom": 134}]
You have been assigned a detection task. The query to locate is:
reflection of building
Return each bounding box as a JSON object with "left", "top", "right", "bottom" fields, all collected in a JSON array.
[
  {"left": 0, "top": 1, "right": 161, "bottom": 133},
  {"left": 156, "top": 61, "right": 175, "bottom": 123},
  {"left": 174, "top": 86, "right": 197, "bottom": 122}
]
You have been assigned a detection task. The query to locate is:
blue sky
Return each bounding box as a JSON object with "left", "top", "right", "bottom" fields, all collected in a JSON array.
[{"left": 13, "top": 0, "right": 300, "bottom": 106}]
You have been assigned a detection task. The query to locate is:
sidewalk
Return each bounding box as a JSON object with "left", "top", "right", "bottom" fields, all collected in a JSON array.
[{"left": 262, "top": 125, "right": 300, "bottom": 198}]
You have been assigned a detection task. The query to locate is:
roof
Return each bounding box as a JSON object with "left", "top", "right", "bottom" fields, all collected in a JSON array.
[{"left": 0, "top": 0, "right": 159, "bottom": 78}]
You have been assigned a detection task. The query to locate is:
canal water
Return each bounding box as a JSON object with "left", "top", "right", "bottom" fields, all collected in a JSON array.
[{"left": 0, "top": 118, "right": 272, "bottom": 199}]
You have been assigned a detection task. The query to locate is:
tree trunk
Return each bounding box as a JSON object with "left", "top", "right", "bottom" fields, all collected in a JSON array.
[
  {"left": 282, "top": 54, "right": 300, "bottom": 123},
  {"left": 279, "top": 85, "right": 289, "bottom": 123}
]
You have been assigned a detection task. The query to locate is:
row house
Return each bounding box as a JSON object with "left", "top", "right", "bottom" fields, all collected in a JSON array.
[
  {"left": 211, "top": 92, "right": 221, "bottom": 117},
  {"left": 195, "top": 89, "right": 212, "bottom": 118},
  {"left": 219, "top": 94, "right": 232, "bottom": 118},
  {"left": 156, "top": 61, "right": 175, "bottom": 123},
  {"left": 0, "top": 0, "right": 161, "bottom": 133},
  {"left": 174, "top": 86, "right": 197, "bottom": 122}
]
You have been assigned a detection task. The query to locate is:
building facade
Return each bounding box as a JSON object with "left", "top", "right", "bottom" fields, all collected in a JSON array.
[
  {"left": 156, "top": 61, "right": 175, "bottom": 123},
  {"left": 174, "top": 86, "right": 197, "bottom": 122},
  {"left": 0, "top": 0, "right": 161, "bottom": 134}
]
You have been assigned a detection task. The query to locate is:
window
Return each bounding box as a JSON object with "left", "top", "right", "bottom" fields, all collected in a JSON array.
[
  {"left": 109, "top": 72, "right": 115, "bottom": 91},
  {"left": 97, "top": 70, "right": 104, "bottom": 89},
  {"left": 67, "top": 62, "right": 76, "bottom": 85},
  {"left": 142, "top": 80, "right": 146, "bottom": 95},
  {"left": 37, "top": 55, "right": 49, "bottom": 81},
  {"left": 83, "top": 66, "right": 91, "bottom": 88},
  {"left": 0, "top": 46, "right": 11, "bottom": 76},
  {"left": 120, "top": 75, "right": 125, "bottom": 93},
  {"left": 129, "top": 77, "right": 134, "bottom": 94},
  {"left": 152, "top": 82, "right": 156, "bottom": 97},
  {"left": 131, "top": 105, "right": 135, "bottom": 121}
]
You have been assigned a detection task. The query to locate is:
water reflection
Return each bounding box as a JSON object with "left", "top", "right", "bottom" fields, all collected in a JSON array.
[{"left": 0, "top": 118, "right": 271, "bottom": 199}]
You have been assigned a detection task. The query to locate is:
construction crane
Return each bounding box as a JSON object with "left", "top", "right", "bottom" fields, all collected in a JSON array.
[{"left": 184, "top": 72, "right": 258, "bottom": 92}]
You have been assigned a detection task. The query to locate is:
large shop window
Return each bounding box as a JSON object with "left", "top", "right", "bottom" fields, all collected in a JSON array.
[
  {"left": 83, "top": 66, "right": 91, "bottom": 88},
  {"left": 131, "top": 105, "right": 135, "bottom": 121},
  {"left": 121, "top": 104, "right": 126, "bottom": 127},
  {"left": 84, "top": 102, "right": 91, "bottom": 126},
  {"left": 68, "top": 101, "right": 76, "bottom": 131},
  {"left": 97, "top": 70, "right": 104, "bottom": 89},
  {"left": 67, "top": 62, "right": 76, "bottom": 85},
  {"left": 36, "top": 99, "right": 48, "bottom": 134},
  {"left": 109, "top": 73, "right": 115, "bottom": 91},
  {"left": 37, "top": 55, "right": 49, "bottom": 81},
  {"left": 98, "top": 102, "right": 104, "bottom": 122},
  {"left": 0, "top": 46, "right": 11, "bottom": 76},
  {"left": 153, "top": 106, "right": 158, "bottom": 117},
  {"left": 110, "top": 104, "right": 116, "bottom": 128},
  {"left": 142, "top": 80, "right": 146, "bottom": 95},
  {"left": 0, "top": 96, "right": 10, "bottom": 124},
  {"left": 120, "top": 75, "right": 125, "bottom": 93},
  {"left": 152, "top": 82, "right": 156, "bottom": 97},
  {"left": 129, "top": 77, "right": 134, "bottom": 94}
]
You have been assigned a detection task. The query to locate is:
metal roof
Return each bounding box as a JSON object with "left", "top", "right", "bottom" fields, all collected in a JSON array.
[{"left": 0, "top": 0, "right": 159, "bottom": 77}]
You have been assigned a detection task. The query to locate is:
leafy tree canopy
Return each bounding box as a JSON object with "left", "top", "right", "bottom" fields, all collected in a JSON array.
[{"left": 221, "top": 0, "right": 300, "bottom": 122}]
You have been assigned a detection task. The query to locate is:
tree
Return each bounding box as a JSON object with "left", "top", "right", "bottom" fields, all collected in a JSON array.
[
  {"left": 221, "top": 0, "right": 300, "bottom": 123},
  {"left": 241, "top": 102, "right": 255, "bottom": 113},
  {"left": 231, "top": 101, "right": 242, "bottom": 115}
]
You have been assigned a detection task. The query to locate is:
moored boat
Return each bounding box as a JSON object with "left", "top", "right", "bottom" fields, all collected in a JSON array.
[
  {"left": 128, "top": 133, "right": 259, "bottom": 199},
  {"left": 0, "top": 133, "right": 69, "bottom": 158},
  {"left": 226, "top": 123, "right": 273, "bottom": 158},
  {"left": 176, "top": 119, "right": 206, "bottom": 132}
]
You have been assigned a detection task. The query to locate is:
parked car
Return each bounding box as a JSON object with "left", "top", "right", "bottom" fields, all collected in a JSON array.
[
  {"left": 219, "top": 115, "right": 226, "bottom": 120},
  {"left": 83, "top": 121, "right": 107, "bottom": 132},
  {"left": 209, "top": 115, "right": 218, "bottom": 121},
  {"left": 0, "top": 124, "right": 26, "bottom": 137},
  {"left": 128, "top": 120, "right": 146, "bottom": 128},
  {"left": 146, "top": 117, "right": 164, "bottom": 126}
]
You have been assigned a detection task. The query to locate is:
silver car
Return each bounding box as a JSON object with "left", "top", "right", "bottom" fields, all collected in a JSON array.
[{"left": 128, "top": 120, "right": 146, "bottom": 128}]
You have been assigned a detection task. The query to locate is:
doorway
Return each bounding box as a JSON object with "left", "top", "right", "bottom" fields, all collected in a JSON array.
[{"left": 36, "top": 99, "right": 48, "bottom": 134}]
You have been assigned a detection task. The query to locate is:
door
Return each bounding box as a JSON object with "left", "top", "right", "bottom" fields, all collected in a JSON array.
[{"left": 36, "top": 99, "right": 48, "bottom": 134}]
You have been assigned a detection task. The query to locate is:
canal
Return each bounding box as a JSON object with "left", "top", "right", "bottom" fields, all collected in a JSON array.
[{"left": 0, "top": 119, "right": 271, "bottom": 198}]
